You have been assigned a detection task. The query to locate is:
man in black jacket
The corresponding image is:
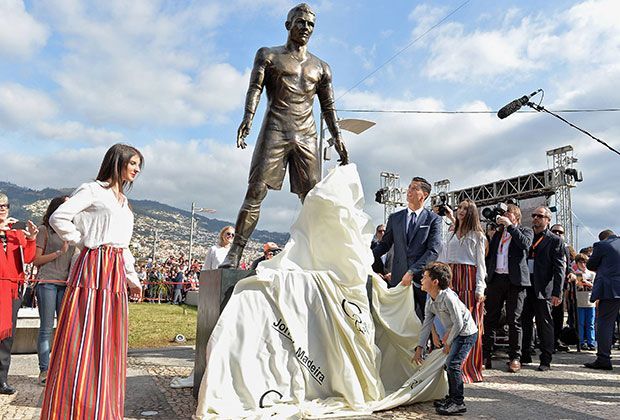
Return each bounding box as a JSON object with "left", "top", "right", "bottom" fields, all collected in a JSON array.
[
  {"left": 521, "top": 206, "right": 566, "bottom": 371},
  {"left": 483, "top": 204, "right": 534, "bottom": 373}
]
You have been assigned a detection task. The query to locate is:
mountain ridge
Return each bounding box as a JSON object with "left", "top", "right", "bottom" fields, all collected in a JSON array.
[{"left": 0, "top": 181, "right": 289, "bottom": 264}]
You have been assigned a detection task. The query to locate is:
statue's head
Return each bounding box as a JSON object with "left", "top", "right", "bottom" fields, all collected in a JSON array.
[{"left": 285, "top": 3, "right": 316, "bottom": 46}]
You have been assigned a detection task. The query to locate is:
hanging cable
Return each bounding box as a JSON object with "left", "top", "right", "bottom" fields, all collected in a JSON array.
[{"left": 336, "top": 0, "right": 472, "bottom": 101}]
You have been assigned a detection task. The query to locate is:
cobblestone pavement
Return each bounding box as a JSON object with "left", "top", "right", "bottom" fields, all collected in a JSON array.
[{"left": 1, "top": 346, "right": 618, "bottom": 419}]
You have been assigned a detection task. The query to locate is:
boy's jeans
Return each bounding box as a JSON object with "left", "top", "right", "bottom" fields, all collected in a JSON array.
[
  {"left": 36, "top": 283, "right": 66, "bottom": 372},
  {"left": 577, "top": 307, "right": 596, "bottom": 346},
  {"left": 446, "top": 332, "right": 478, "bottom": 405}
]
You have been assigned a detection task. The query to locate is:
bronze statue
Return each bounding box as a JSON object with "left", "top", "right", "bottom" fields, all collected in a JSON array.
[{"left": 220, "top": 3, "right": 348, "bottom": 268}]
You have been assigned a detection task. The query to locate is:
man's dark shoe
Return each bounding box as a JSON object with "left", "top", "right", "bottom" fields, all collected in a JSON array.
[
  {"left": 436, "top": 401, "right": 467, "bottom": 416},
  {"left": 483, "top": 356, "right": 492, "bottom": 370},
  {"left": 0, "top": 382, "right": 16, "bottom": 395},
  {"left": 520, "top": 354, "right": 532, "bottom": 364},
  {"left": 587, "top": 345, "right": 596, "bottom": 351},
  {"left": 556, "top": 343, "right": 570, "bottom": 352},
  {"left": 584, "top": 360, "right": 613, "bottom": 371},
  {"left": 507, "top": 359, "right": 521, "bottom": 373},
  {"left": 433, "top": 395, "right": 451, "bottom": 408},
  {"left": 537, "top": 364, "right": 551, "bottom": 372}
]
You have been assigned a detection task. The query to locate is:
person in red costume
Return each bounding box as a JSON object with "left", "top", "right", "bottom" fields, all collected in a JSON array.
[{"left": 0, "top": 192, "right": 38, "bottom": 395}]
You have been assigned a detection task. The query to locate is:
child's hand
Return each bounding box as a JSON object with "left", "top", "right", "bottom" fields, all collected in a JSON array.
[
  {"left": 412, "top": 347, "right": 424, "bottom": 365},
  {"left": 443, "top": 343, "right": 451, "bottom": 355}
]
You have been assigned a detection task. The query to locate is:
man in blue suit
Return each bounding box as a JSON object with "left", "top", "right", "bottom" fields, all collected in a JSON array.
[
  {"left": 372, "top": 177, "right": 442, "bottom": 320},
  {"left": 584, "top": 229, "right": 620, "bottom": 370}
]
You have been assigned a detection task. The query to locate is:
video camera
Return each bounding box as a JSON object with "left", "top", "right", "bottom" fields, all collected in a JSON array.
[
  {"left": 482, "top": 202, "right": 508, "bottom": 222},
  {"left": 435, "top": 192, "right": 451, "bottom": 217}
]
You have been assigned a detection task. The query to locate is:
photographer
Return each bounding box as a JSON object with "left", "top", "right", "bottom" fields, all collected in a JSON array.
[
  {"left": 0, "top": 192, "right": 38, "bottom": 395},
  {"left": 482, "top": 203, "right": 533, "bottom": 373}
]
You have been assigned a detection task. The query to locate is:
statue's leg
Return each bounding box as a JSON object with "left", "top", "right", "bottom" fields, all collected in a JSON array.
[{"left": 219, "top": 182, "right": 268, "bottom": 268}]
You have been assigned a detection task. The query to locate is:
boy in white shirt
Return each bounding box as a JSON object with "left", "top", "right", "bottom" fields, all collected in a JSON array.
[
  {"left": 413, "top": 262, "right": 478, "bottom": 415},
  {"left": 574, "top": 253, "right": 596, "bottom": 350}
]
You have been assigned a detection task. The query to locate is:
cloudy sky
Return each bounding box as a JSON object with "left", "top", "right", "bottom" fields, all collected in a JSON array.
[{"left": 1, "top": 0, "right": 618, "bottom": 249}]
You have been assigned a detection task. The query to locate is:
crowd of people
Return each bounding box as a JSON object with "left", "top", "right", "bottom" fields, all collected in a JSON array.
[
  {"left": 0, "top": 144, "right": 618, "bottom": 419},
  {"left": 371, "top": 176, "right": 620, "bottom": 415}
]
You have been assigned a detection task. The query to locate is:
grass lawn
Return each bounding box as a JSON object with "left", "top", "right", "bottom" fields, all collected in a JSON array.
[{"left": 128, "top": 302, "right": 197, "bottom": 349}]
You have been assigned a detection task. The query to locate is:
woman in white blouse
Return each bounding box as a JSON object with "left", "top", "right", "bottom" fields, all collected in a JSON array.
[
  {"left": 438, "top": 199, "right": 487, "bottom": 383},
  {"left": 41, "top": 144, "right": 143, "bottom": 420},
  {"left": 203, "top": 226, "right": 235, "bottom": 270}
]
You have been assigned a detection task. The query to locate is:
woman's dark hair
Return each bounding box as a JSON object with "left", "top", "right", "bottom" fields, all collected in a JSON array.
[
  {"left": 43, "top": 196, "right": 69, "bottom": 229},
  {"left": 96, "top": 143, "right": 144, "bottom": 192},
  {"left": 452, "top": 199, "right": 483, "bottom": 238}
]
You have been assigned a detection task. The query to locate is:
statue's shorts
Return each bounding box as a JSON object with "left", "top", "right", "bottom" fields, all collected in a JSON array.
[{"left": 248, "top": 128, "right": 319, "bottom": 195}]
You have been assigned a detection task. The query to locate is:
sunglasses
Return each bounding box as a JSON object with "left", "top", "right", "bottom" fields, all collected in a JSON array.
[
  {"left": 551, "top": 230, "right": 564, "bottom": 235},
  {"left": 531, "top": 213, "right": 547, "bottom": 219},
  {"left": 0, "top": 204, "right": 9, "bottom": 209},
  {"left": 225, "top": 232, "right": 235, "bottom": 237},
  {"left": 377, "top": 230, "right": 386, "bottom": 233}
]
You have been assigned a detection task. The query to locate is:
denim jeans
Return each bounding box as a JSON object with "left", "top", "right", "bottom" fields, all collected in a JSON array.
[
  {"left": 36, "top": 283, "right": 66, "bottom": 372},
  {"left": 577, "top": 307, "right": 596, "bottom": 346},
  {"left": 445, "top": 332, "right": 478, "bottom": 405},
  {"left": 173, "top": 288, "right": 183, "bottom": 304}
]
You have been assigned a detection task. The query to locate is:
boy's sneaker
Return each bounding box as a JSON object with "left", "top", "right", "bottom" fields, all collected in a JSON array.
[
  {"left": 436, "top": 401, "right": 467, "bottom": 415},
  {"left": 433, "top": 395, "right": 451, "bottom": 408},
  {"left": 587, "top": 345, "right": 596, "bottom": 351}
]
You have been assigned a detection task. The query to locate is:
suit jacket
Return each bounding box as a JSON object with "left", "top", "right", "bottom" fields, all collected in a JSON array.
[
  {"left": 1, "top": 229, "right": 36, "bottom": 340},
  {"left": 372, "top": 207, "right": 442, "bottom": 288},
  {"left": 587, "top": 235, "right": 620, "bottom": 301},
  {"left": 486, "top": 224, "right": 534, "bottom": 287},
  {"left": 530, "top": 229, "right": 565, "bottom": 299}
]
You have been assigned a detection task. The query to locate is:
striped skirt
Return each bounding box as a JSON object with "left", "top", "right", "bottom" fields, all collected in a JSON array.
[
  {"left": 449, "top": 263, "right": 484, "bottom": 383},
  {"left": 41, "top": 247, "right": 128, "bottom": 420}
]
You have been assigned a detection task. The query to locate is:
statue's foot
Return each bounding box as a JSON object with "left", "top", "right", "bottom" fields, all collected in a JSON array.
[{"left": 218, "top": 244, "right": 244, "bottom": 269}]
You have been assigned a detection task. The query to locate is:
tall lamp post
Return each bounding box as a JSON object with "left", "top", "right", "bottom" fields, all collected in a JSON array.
[
  {"left": 188, "top": 203, "right": 216, "bottom": 265},
  {"left": 319, "top": 118, "right": 376, "bottom": 177}
]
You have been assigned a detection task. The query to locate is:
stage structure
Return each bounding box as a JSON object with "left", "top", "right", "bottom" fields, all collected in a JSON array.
[
  {"left": 375, "top": 146, "right": 581, "bottom": 246},
  {"left": 375, "top": 172, "right": 407, "bottom": 223},
  {"left": 428, "top": 145, "right": 581, "bottom": 246}
]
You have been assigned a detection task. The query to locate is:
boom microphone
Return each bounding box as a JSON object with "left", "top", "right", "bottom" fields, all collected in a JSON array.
[{"left": 497, "top": 89, "right": 542, "bottom": 119}]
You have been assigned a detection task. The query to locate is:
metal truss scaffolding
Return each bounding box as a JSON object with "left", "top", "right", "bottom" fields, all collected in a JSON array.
[
  {"left": 378, "top": 172, "right": 406, "bottom": 223},
  {"left": 426, "top": 145, "right": 579, "bottom": 246}
]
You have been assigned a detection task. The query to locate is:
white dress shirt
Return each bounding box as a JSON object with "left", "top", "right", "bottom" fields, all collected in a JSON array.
[
  {"left": 438, "top": 231, "right": 487, "bottom": 295},
  {"left": 203, "top": 245, "right": 230, "bottom": 270},
  {"left": 49, "top": 181, "right": 140, "bottom": 289},
  {"left": 495, "top": 230, "right": 512, "bottom": 275},
  {"left": 406, "top": 207, "right": 424, "bottom": 232}
]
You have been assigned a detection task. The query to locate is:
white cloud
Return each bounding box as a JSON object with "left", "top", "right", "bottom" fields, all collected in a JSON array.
[
  {"left": 0, "top": 83, "right": 57, "bottom": 127},
  {"left": 0, "top": 0, "right": 49, "bottom": 58},
  {"left": 35, "top": 121, "right": 124, "bottom": 143},
  {"left": 416, "top": 0, "right": 620, "bottom": 84},
  {"left": 36, "top": 0, "right": 247, "bottom": 127}
]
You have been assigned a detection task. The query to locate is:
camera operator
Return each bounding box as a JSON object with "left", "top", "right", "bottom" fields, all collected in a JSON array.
[
  {"left": 483, "top": 203, "right": 533, "bottom": 373},
  {"left": 520, "top": 206, "right": 565, "bottom": 371}
]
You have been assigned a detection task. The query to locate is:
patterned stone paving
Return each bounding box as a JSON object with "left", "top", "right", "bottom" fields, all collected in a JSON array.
[{"left": 1, "top": 346, "right": 618, "bottom": 419}]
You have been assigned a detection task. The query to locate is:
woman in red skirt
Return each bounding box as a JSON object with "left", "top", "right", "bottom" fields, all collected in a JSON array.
[
  {"left": 438, "top": 199, "right": 486, "bottom": 383},
  {"left": 41, "top": 144, "right": 143, "bottom": 419}
]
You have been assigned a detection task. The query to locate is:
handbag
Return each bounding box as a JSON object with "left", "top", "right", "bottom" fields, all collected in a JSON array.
[{"left": 22, "top": 284, "right": 37, "bottom": 308}]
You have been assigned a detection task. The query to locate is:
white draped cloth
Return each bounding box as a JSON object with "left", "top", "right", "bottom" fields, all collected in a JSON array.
[{"left": 194, "top": 164, "right": 447, "bottom": 419}]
